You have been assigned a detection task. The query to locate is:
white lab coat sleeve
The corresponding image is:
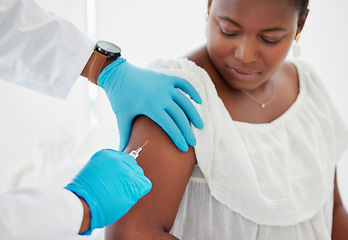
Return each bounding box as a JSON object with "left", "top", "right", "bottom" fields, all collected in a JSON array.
[
  {"left": 0, "top": 188, "right": 84, "bottom": 240},
  {"left": 0, "top": 0, "right": 95, "bottom": 99}
]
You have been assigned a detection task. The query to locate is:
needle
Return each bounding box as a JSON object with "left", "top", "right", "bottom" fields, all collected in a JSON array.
[
  {"left": 140, "top": 141, "right": 149, "bottom": 149},
  {"left": 129, "top": 141, "right": 149, "bottom": 159}
]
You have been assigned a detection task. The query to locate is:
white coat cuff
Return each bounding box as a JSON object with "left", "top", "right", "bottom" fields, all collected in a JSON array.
[{"left": 0, "top": 187, "right": 84, "bottom": 240}]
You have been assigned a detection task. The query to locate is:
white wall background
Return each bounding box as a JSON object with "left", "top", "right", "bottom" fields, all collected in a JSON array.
[{"left": 1, "top": 0, "right": 348, "bottom": 206}]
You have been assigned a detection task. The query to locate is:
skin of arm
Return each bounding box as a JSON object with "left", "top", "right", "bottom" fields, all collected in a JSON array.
[
  {"left": 78, "top": 197, "right": 91, "bottom": 234},
  {"left": 105, "top": 116, "right": 196, "bottom": 240},
  {"left": 332, "top": 171, "right": 348, "bottom": 239},
  {"left": 105, "top": 115, "right": 196, "bottom": 239}
]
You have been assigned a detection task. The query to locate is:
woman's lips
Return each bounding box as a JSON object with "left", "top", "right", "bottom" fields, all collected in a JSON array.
[{"left": 229, "top": 67, "right": 260, "bottom": 82}]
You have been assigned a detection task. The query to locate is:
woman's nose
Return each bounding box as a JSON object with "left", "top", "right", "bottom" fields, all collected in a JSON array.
[{"left": 234, "top": 38, "right": 257, "bottom": 63}]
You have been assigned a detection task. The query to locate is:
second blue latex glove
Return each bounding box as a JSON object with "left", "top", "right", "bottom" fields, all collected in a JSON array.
[
  {"left": 98, "top": 58, "right": 204, "bottom": 152},
  {"left": 65, "top": 149, "right": 151, "bottom": 235}
]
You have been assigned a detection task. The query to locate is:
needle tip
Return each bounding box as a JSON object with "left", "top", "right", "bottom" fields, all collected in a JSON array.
[{"left": 141, "top": 140, "right": 149, "bottom": 148}]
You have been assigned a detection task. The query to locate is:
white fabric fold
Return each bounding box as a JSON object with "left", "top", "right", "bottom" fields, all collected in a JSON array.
[{"left": 148, "top": 58, "right": 348, "bottom": 226}]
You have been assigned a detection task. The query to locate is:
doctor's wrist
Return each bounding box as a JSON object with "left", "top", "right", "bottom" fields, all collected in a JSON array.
[{"left": 78, "top": 197, "right": 91, "bottom": 234}]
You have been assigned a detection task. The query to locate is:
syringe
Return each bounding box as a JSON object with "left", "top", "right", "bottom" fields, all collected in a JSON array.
[{"left": 129, "top": 141, "right": 148, "bottom": 159}]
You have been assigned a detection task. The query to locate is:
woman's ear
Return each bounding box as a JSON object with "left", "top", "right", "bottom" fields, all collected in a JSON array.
[{"left": 297, "top": 8, "right": 309, "bottom": 35}]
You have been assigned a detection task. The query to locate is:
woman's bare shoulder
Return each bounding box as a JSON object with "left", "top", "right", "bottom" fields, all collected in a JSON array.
[
  {"left": 185, "top": 46, "right": 208, "bottom": 66},
  {"left": 283, "top": 61, "right": 299, "bottom": 82}
]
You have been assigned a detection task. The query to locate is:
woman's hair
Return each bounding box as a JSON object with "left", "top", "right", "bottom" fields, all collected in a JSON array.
[
  {"left": 288, "top": 0, "right": 309, "bottom": 18},
  {"left": 208, "top": 0, "right": 309, "bottom": 19}
]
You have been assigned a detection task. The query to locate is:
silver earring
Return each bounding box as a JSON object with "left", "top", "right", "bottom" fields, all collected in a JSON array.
[{"left": 293, "top": 33, "right": 301, "bottom": 58}]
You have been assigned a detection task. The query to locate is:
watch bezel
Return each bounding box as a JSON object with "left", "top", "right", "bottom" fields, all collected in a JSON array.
[{"left": 95, "top": 41, "right": 121, "bottom": 59}]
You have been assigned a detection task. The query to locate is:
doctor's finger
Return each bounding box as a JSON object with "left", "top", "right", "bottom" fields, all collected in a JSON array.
[
  {"left": 117, "top": 116, "right": 134, "bottom": 152},
  {"left": 172, "top": 77, "right": 202, "bottom": 104},
  {"left": 148, "top": 110, "right": 188, "bottom": 152},
  {"left": 165, "top": 103, "right": 196, "bottom": 148},
  {"left": 174, "top": 90, "right": 204, "bottom": 130}
]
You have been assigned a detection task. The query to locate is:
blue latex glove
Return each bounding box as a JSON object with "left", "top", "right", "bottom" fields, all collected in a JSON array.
[
  {"left": 65, "top": 149, "right": 151, "bottom": 235},
  {"left": 98, "top": 58, "right": 204, "bottom": 152}
]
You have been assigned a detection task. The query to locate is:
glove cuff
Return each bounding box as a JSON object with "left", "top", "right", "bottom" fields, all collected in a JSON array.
[{"left": 98, "top": 58, "right": 127, "bottom": 87}]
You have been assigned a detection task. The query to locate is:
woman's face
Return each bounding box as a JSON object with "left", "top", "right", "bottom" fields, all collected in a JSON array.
[{"left": 206, "top": 0, "right": 302, "bottom": 90}]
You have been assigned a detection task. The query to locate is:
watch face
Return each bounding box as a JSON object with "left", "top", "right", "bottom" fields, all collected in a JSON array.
[{"left": 96, "top": 41, "right": 121, "bottom": 58}]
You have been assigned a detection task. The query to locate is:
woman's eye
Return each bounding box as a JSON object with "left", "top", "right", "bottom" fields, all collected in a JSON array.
[
  {"left": 261, "top": 36, "right": 281, "bottom": 45},
  {"left": 220, "top": 28, "right": 238, "bottom": 37}
]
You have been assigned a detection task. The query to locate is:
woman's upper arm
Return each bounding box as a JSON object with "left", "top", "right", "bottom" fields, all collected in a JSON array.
[{"left": 105, "top": 115, "right": 196, "bottom": 239}]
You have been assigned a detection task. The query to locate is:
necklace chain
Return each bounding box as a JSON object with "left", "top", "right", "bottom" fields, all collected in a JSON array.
[{"left": 241, "top": 81, "right": 275, "bottom": 108}]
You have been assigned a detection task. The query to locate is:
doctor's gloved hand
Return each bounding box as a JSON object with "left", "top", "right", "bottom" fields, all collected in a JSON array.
[
  {"left": 65, "top": 149, "right": 151, "bottom": 235},
  {"left": 98, "top": 58, "right": 204, "bottom": 152}
]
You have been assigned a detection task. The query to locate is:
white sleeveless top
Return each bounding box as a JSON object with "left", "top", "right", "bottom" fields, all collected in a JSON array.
[{"left": 147, "top": 59, "right": 348, "bottom": 240}]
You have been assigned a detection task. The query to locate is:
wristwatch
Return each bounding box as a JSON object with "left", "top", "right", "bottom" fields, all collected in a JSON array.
[{"left": 82, "top": 41, "right": 121, "bottom": 85}]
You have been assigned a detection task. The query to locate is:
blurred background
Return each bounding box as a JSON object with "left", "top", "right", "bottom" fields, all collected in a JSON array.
[{"left": 1, "top": 0, "right": 348, "bottom": 230}]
